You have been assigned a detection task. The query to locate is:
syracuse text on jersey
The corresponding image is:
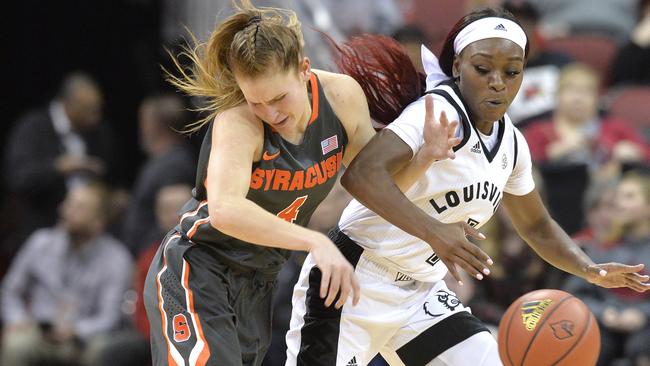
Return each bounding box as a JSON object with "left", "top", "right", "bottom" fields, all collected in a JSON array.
[{"left": 249, "top": 151, "right": 343, "bottom": 191}]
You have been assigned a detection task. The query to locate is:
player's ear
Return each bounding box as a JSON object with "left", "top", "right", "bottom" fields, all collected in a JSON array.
[
  {"left": 299, "top": 57, "right": 311, "bottom": 82},
  {"left": 452, "top": 55, "right": 461, "bottom": 81}
]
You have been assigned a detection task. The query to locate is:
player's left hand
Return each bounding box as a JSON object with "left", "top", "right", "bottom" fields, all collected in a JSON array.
[
  {"left": 585, "top": 263, "right": 650, "bottom": 292},
  {"left": 420, "top": 94, "right": 461, "bottom": 160}
]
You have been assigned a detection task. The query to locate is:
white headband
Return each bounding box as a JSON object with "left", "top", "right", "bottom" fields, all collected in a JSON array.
[{"left": 453, "top": 17, "right": 527, "bottom": 55}]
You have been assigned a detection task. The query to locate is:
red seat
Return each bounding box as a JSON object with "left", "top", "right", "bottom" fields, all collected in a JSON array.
[
  {"left": 403, "top": 0, "right": 468, "bottom": 51},
  {"left": 545, "top": 35, "right": 618, "bottom": 84},
  {"left": 607, "top": 86, "right": 650, "bottom": 140}
]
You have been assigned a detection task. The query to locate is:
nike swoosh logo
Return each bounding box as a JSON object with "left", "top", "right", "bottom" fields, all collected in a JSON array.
[{"left": 262, "top": 150, "right": 281, "bottom": 160}]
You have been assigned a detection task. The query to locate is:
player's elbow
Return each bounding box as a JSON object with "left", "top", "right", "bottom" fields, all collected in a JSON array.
[
  {"left": 341, "top": 158, "right": 374, "bottom": 196},
  {"left": 208, "top": 199, "right": 239, "bottom": 233}
]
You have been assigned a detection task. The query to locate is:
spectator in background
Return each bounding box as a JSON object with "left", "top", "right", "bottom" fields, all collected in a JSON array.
[
  {"left": 528, "top": 0, "right": 637, "bottom": 42},
  {"left": 524, "top": 63, "right": 649, "bottom": 171},
  {"left": 565, "top": 172, "right": 650, "bottom": 366},
  {"left": 611, "top": 0, "right": 650, "bottom": 86},
  {"left": 572, "top": 178, "right": 621, "bottom": 247},
  {"left": 4, "top": 72, "right": 118, "bottom": 248},
  {"left": 1, "top": 182, "right": 132, "bottom": 366},
  {"left": 392, "top": 25, "right": 429, "bottom": 75},
  {"left": 121, "top": 93, "right": 195, "bottom": 256},
  {"left": 324, "top": 0, "right": 403, "bottom": 37},
  {"left": 524, "top": 63, "right": 648, "bottom": 234},
  {"left": 503, "top": 0, "right": 573, "bottom": 127}
]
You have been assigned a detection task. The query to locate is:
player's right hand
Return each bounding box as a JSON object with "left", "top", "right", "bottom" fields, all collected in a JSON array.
[
  {"left": 420, "top": 94, "right": 461, "bottom": 161},
  {"left": 308, "top": 233, "right": 361, "bottom": 309},
  {"left": 426, "top": 221, "right": 492, "bottom": 285}
]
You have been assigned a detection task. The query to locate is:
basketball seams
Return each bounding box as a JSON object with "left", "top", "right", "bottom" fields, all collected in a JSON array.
[
  {"left": 552, "top": 307, "right": 593, "bottom": 365},
  {"left": 503, "top": 304, "right": 518, "bottom": 366},
  {"left": 520, "top": 294, "right": 573, "bottom": 366}
]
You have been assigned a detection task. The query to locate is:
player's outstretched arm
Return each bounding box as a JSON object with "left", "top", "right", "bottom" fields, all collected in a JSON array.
[{"left": 502, "top": 190, "right": 650, "bottom": 292}]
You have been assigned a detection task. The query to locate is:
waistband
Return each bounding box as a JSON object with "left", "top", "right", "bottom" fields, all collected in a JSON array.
[
  {"left": 172, "top": 230, "right": 281, "bottom": 280},
  {"left": 328, "top": 227, "right": 365, "bottom": 267},
  {"left": 331, "top": 227, "right": 418, "bottom": 285}
]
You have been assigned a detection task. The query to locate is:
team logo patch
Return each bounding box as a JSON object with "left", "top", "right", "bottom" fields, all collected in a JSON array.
[
  {"left": 521, "top": 299, "right": 553, "bottom": 331},
  {"left": 436, "top": 290, "right": 461, "bottom": 310},
  {"left": 423, "top": 301, "right": 443, "bottom": 317},
  {"left": 424, "top": 290, "right": 462, "bottom": 317},
  {"left": 551, "top": 320, "right": 575, "bottom": 340},
  {"left": 321, "top": 135, "right": 339, "bottom": 155},
  {"left": 501, "top": 153, "right": 508, "bottom": 169},
  {"left": 494, "top": 23, "right": 507, "bottom": 31},
  {"left": 470, "top": 142, "right": 482, "bottom": 154},
  {"left": 172, "top": 313, "right": 192, "bottom": 342},
  {"left": 395, "top": 271, "right": 413, "bottom": 282}
]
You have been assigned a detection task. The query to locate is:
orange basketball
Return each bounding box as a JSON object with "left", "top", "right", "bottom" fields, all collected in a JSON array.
[{"left": 497, "top": 289, "right": 600, "bottom": 366}]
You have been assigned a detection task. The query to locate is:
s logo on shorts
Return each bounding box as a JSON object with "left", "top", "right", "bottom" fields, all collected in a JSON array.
[{"left": 173, "top": 313, "right": 192, "bottom": 342}]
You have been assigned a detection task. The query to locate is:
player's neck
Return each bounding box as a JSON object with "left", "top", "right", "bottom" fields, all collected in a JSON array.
[{"left": 474, "top": 119, "right": 495, "bottom": 135}]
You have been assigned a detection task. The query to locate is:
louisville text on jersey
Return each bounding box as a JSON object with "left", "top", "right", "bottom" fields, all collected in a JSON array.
[
  {"left": 429, "top": 180, "right": 503, "bottom": 214},
  {"left": 249, "top": 151, "right": 343, "bottom": 191}
]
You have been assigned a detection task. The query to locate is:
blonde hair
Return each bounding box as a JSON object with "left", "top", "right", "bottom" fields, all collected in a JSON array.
[
  {"left": 557, "top": 62, "right": 601, "bottom": 91},
  {"left": 167, "top": 0, "right": 305, "bottom": 132}
]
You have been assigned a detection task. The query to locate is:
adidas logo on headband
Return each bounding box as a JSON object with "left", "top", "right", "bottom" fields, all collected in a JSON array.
[{"left": 494, "top": 23, "right": 507, "bottom": 31}]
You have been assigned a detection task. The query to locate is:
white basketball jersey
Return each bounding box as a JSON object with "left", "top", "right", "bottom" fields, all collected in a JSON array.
[{"left": 338, "top": 82, "right": 535, "bottom": 283}]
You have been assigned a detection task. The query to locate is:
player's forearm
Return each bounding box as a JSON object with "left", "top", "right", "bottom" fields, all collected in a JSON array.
[
  {"left": 341, "top": 159, "right": 440, "bottom": 242},
  {"left": 209, "top": 197, "right": 321, "bottom": 252},
  {"left": 522, "top": 218, "right": 596, "bottom": 280},
  {"left": 391, "top": 149, "right": 437, "bottom": 192}
]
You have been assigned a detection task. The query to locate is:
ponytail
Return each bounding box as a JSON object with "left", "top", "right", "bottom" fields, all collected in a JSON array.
[
  {"left": 329, "top": 34, "right": 424, "bottom": 128},
  {"left": 165, "top": 0, "right": 304, "bottom": 133}
]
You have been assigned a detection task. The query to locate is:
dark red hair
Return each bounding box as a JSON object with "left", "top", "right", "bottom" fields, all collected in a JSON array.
[{"left": 328, "top": 34, "right": 424, "bottom": 129}]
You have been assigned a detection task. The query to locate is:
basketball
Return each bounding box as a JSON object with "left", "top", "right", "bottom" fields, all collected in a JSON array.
[{"left": 497, "top": 289, "right": 601, "bottom": 366}]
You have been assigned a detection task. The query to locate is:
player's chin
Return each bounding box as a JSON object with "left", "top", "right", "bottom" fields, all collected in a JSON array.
[{"left": 480, "top": 103, "right": 507, "bottom": 121}]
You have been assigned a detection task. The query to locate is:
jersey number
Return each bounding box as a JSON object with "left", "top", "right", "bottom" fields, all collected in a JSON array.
[{"left": 277, "top": 195, "right": 308, "bottom": 223}]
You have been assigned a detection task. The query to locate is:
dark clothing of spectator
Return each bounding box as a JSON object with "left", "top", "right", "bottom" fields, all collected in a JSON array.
[
  {"left": 611, "top": 41, "right": 650, "bottom": 86},
  {"left": 121, "top": 144, "right": 195, "bottom": 255},
  {"left": 4, "top": 106, "right": 118, "bottom": 245}
]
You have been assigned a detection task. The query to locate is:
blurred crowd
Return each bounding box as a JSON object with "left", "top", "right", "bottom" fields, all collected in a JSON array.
[{"left": 1, "top": 0, "right": 650, "bottom": 365}]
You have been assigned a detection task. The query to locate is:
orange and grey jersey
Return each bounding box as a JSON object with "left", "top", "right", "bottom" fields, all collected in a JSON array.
[{"left": 177, "top": 73, "right": 348, "bottom": 272}]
